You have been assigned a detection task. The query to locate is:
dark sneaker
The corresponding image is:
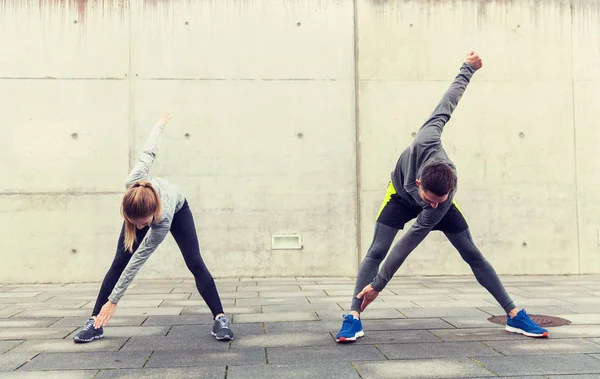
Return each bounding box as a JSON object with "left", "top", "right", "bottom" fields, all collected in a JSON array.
[
  {"left": 212, "top": 315, "right": 233, "bottom": 341},
  {"left": 73, "top": 318, "right": 104, "bottom": 343},
  {"left": 335, "top": 314, "right": 364, "bottom": 343},
  {"left": 506, "top": 309, "right": 549, "bottom": 338}
]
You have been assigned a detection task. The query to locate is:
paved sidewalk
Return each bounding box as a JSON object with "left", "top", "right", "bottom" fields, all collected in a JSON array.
[{"left": 1, "top": 275, "right": 600, "bottom": 378}]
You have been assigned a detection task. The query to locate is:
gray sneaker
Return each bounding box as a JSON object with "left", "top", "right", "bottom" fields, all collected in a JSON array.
[
  {"left": 73, "top": 318, "right": 103, "bottom": 343},
  {"left": 211, "top": 315, "right": 233, "bottom": 341}
]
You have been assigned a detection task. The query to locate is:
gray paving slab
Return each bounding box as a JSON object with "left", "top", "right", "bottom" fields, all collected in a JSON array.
[
  {"left": 0, "top": 340, "right": 23, "bottom": 353},
  {"left": 413, "top": 300, "right": 497, "bottom": 308},
  {"left": 106, "top": 299, "right": 163, "bottom": 308},
  {"left": 94, "top": 367, "right": 226, "bottom": 379},
  {"left": 181, "top": 306, "right": 261, "bottom": 315},
  {"left": 159, "top": 299, "right": 235, "bottom": 307},
  {"left": 262, "top": 303, "right": 343, "bottom": 313},
  {"left": 553, "top": 313, "right": 600, "bottom": 324},
  {"left": 430, "top": 327, "right": 524, "bottom": 342},
  {"left": 0, "top": 352, "right": 38, "bottom": 372},
  {"left": 146, "top": 348, "right": 266, "bottom": 367},
  {"left": 353, "top": 358, "right": 495, "bottom": 378},
  {"left": 258, "top": 290, "right": 328, "bottom": 298},
  {"left": 0, "top": 370, "right": 97, "bottom": 378},
  {"left": 442, "top": 316, "right": 501, "bottom": 329},
  {"left": 563, "top": 304, "right": 600, "bottom": 313},
  {"left": 317, "top": 309, "right": 405, "bottom": 320},
  {"left": 168, "top": 323, "right": 265, "bottom": 337},
  {"left": 0, "top": 318, "right": 60, "bottom": 328},
  {"left": 0, "top": 327, "right": 76, "bottom": 340},
  {"left": 19, "top": 351, "right": 152, "bottom": 370},
  {"left": 360, "top": 317, "right": 455, "bottom": 331},
  {"left": 548, "top": 325, "right": 600, "bottom": 338},
  {"left": 234, "top": 312, "right": 319, "bottom": 323},
  {"left": 233, "top": 331, "right": 334, "bottom": 348},
  {"left": 377, "top": 341, "right": 501, "bottom": 359},
  {"left": 486, "top": 338, "right": 600, "bottom": 355},
  {"left": 141, "top": 315, "right": 214, "bottom": 326},
  {"left": 548, "top": 376, "right": 600, "bottom": 379},
  {"left": 125, "top": 287, "right": 175, "bottom": 294},
  {"left": 51, "top": 316, "right": 148, "bottom": 328},
  {"left": 15, "top": 309, "right": 91, "bottom": 318},
  {"left": 66, "top": 326, "right": 169, "bottom": 339},
  {"left": 0, "top": 292, "right": 42, "bottom": 298},
  {"left": 398, "top": 307, "right": 491, "bottom": 318},
  {"left": 238, "top": 285, "right": 301, "bottom": 292},
  {"left": 10, "top": 338, "right": 129, "bottom": 353},
  {"left": 474, "top": 354, "right": 600, "bottom": 376},
  {"left": 357, "top": 330, "right": 441, "bottom": 344},
  {"left": 265, "top": 320, "right": 342, "bottom": 334},
  {"left": 120, "top": 334, "right": 231, "bottom": 351},
  {"left": 227, "top": 362, "right": 361, "bottom": 379},
  {"left": 190, "top": 291, "right": 258, "bottom": 299},
  {"left": 0, "top": 307, "right": 26, "bottom": 318},
  {"left": 266, "top": 345, "right": 385, "bottom": 364},
  {"left": 104, "top": 307, "right": 183, "bottom": 316},
  {"left": 235, "top": 297, "right": 309, "bottom": 306}
]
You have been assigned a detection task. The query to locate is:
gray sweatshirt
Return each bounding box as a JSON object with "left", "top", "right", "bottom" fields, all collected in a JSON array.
[
  {"left": 371, "top": 63, "right": 477, "bottom": 292},
  {"left": 108, "top": 123, "right": 186, "bottom": 304}
]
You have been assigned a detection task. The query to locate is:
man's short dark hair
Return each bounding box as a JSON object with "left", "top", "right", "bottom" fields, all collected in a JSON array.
[{"left": 420, "top": 162, "right": 455, "bottom": 197}]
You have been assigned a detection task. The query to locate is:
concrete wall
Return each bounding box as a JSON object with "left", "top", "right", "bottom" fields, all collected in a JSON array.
[{"left": 0, "top": 0, "right": 598, "bottom": 283}]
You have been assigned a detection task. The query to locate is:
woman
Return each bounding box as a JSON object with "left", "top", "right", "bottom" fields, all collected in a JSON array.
[{"left": 73, "top": 112, "right": 233, "bottom": 343}]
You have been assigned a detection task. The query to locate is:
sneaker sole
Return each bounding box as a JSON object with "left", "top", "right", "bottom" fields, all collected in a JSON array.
[
  {"left": 211, "top": 331, "right": 233, "bottom": 341},
  {"left": 505, "top": 325, "right": 548, "bottom": 338},
  {"left": 336, "top": 330, "right": 364, "bottom": 343},
  {"left": 73, "top": 334, "right": 104, "bottom": 344}
]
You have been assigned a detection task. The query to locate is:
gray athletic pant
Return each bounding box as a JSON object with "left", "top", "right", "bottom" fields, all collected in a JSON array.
[{"left": 350, "top": 223, "right": 516, "bottom": 314}]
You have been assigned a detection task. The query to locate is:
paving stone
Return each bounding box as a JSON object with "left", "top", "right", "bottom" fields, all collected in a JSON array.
[
  {"left": 0, "top": 292, "right": 42, "bottom": 298},
  {"left": 0, "top": 352, "right": 42, "bottom": 372},
  {"left": 364, "top": 301, "right": 420, "bottom": 310},
  {"left": 16, "top": 309, "right": 91, "bottom": 318},
  {"left": 191, "top": 291, "right": 258, "bottom": 299},
  {"left": 259, "top": 290, "right": 327, "bottom": 298},
  {"left": 486, "top": 338, "right": 600, "bottom": 355},
  {"left": 477, "top": 306, "right": 576, "bottom": 316},
  {"left": 553, "top": 314, "right": 600, "bottom": 324},
  {"left": 105, "top": 299, "right": 163, "bottom": 308},
  {"left": 236, "top": 297, "right": 309, "bottom": 306},
  {"left": 0, "top": 370, "right": 97, "bottom": 378},
  {"left": 265, "top": 320, "right": 342, "bottom": 334},
  {"left": 377, "top": 341, "right": 500, "bottom": 359},
  {"left": 94, "top": 367, "right": 226, "bottom": 379},
  {"left": 316, "top": 309, "right": 405, "bottom": 321},
  {"left": 474, "top": 354, "right": 600, "bottom": 376},
  {"left": 51, "top": 316, "right": 148, "bottom": 328},
  {"left": 20, "top": 351, "right": 151, "bottom": 370},
  {"left": 233, "top": 331, "right": 333, "bottom": 348},
  {"left": 430, "top": 327, "right": 523, "bottom": 342},
  {"left": 182, "top": 306, "right": 261, "bottom": 315},
  {"left": 108, "top": 307, "right": 183, "bottom": 316},
  {"left": 398, "top": 307, "right": 491, "bottom": 318},
  {"left": 238, "top": 285, "right": 301, "bottom": 292},
  {"left": 306, "top": 295, "right": 352, "bottom": 304},
  {"left": 353, "top": 358, "right": 495, "bottom": 378},
  {"left": 0, "top": 327, "right": 76, "bottom": 340},
  {"left": 0, "top": 318, "right": 60, "bottom": 328},
  {"left": 548, "top": 375, "right": 600, "bottom": 379},
  {"left": 0, "top": 307, "right": 26, "bottom": 318},
  {"left": 125, "top": 288, "right": 175, "bottom": 294},
  {"left": 159, "top": 299, "right": 235, "bottom": 307},
  {"left": 141, "top": 315, "right": 214, "bottom": 326},
  {"left": 11, "top": 338, "right": 128, "bottom": 353},
  {"left": 66, "top": 326, "right": 169, "bottom": 339},
  {"left": 146, "top": 348, "right": 266, "bottom": 367},
  {"left": 120, "top": 334, "right": 231, "bottom": 351},
  {"left": 168, "top": 323, "right": 265, "bottom": 337},
  {"left": 412, "top": 300, "right": 497, "bottom": 308},
  {"left": 262, "top": 303, "right": 342, "bottom": 313},
  {"left": 234, "top": 312, "right": 319, "bottom": 323},
  {"left": 360, "top": 318, "right": 455, "bottom": 331},
  {"left": 357, "top": 330, "right": 440, "bottom": 344},
  {"left": 564, "top": 305, "right": 600, "bottom": 313},
  {"left": 300, "top": 284, "right": 355, "bottom": 291},
  {"left": 442, "top": 316, "right": 500, "bottom": 329},
  {"left": 548, "top": 325, "right": 600, "bottom": 338},
  {"left": 0, "top": 340, "right": 23, "bottom": 353},
  {"left": 266, "top": 345, "right": 385, "bottom": 364},
  {"left": 227, "top": 362, "right": 361, "bottom": 379}
]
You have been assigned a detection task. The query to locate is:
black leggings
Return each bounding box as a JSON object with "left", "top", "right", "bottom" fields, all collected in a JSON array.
[{"left": 92, "top": 200, "right": 224, "bottom": 318}]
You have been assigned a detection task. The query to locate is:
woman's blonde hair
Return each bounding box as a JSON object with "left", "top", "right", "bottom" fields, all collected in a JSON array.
[{"left": 121, "top": 180, "right": 162, "bottom": 253}]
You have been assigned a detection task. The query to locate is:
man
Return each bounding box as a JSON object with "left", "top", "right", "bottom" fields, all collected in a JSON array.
[{"left": 336, "top": 51, "right": 548, "bottom": 342}]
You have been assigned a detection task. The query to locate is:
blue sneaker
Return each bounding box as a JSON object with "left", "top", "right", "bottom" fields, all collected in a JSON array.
[
  {"left": 335, "top": 314, "right": 364, "bottom": 343},
  {"left": 505, "top": 309, "right": 548, "bottom": 338}
]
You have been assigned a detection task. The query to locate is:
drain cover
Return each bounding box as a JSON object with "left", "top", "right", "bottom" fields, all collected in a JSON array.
[{"left": 488, "top": 314, "right": 571, "bottom": 327}]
